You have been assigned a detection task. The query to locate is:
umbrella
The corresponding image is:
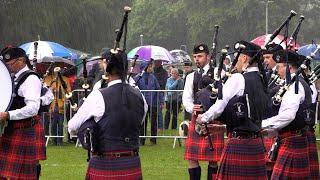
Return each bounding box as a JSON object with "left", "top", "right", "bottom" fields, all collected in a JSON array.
[
  {"left": 20, "top": 41, "right": 75, "bottom": 75},
  {"left": 20, "top": 40, "right": 73, "bottom": 60},
  {"left": 127, "top": 45, "right": 174, "bottom": 62},
  {"left": 251, "top": 34, "right": 300, "bottom": 49},
  {"left": 170, "top": 49, "right": 192, "bottom": 64},
  {"left": 297, "top": 44, "right": 320, "bottom": 61}
]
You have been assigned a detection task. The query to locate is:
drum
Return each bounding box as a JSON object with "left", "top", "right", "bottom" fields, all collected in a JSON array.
[{"left": 0, "top": 60, "right": 14, "bottom": 112}]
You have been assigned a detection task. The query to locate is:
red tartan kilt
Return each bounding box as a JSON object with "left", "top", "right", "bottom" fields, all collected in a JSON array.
[
  {"left": 86, "top": 156, "right": 142, "bottom": 180},
  {"left": 216, "top": 137, "right": 267, "bottom": 180},
  {"left": 0, "top": 127, "right": 37, "bottom": 179},
  {"left": 184, "top": 115, "right": 224, "bottom": 162},
  {"left": 263, "top": 137, "right": 275, "bottom": 163},
  {"left": 34, "top": 115, "right": 46, "bottom": 161},
  {"left": 272, "top": 134, "right": 311, "bottom": 179},
  {"left": 306, "top": 131, "right": 320, "bottom": 179}
]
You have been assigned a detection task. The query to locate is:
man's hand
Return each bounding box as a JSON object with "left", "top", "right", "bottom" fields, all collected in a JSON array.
[
  {"left": 193, "top": 104, "right": 203, "bottom": 115},
  {"left": 0, "top": 112, "right": 9, "bottom": 123},
  {"left": 261, "top": 128, "right": 278, "bottom": 138},
  {"left": 196, "top": 114, "right": 203, "bottom": 124}
]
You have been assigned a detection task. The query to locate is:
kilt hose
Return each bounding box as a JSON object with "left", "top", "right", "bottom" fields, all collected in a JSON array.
[
  {"left": 86, "top": 155, "right": 142, "bottom": 180},
  {"left": 184, "top": 115, "right": 224, "bottom": 162},
  {"left": 34, "top": 115, "right": 46, "bottom": 161},
  {"left": 0, "top": 127, "right": 37, "bottom": 179},
  {"left": 271, "top": 133, "right": 311, "bottom": 180},
  {"left": 306, "top": 130, "right": 319, "bottom": 179},
  {"left": 217, "top": 137, "right": 267, "bottom": 180}
]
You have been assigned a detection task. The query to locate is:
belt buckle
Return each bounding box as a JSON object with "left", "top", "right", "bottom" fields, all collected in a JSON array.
[
  {"left": 114, "top": 153, "right": 121, "bottom": 158},
  {"left": 231, "top": 131, "right": 237, "bottom": 138},
  {"left": 124, "top": 137, "right": 130, "bottom": 142}
]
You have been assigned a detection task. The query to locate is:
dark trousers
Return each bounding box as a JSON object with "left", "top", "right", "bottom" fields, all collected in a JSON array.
[
  {"left": 140, "top": 106, "right": 158, "bottom": 144},
  {"left": 164, "top": 100, "right": 181, "bottom": 129},
  {"left": 51, "top": 113, "right": 64, "bottom": 145}
]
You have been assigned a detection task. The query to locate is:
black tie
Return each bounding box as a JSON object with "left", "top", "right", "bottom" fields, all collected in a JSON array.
[{"left": 199, "top": 68, "right": 204, "bottom": 76}]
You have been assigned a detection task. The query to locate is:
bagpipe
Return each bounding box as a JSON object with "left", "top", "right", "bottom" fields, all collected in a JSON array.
[
  {"left": 77, "top": 6, "right": 132, "bottom": 160},
  {"left": 272, "top": 48, "right": 320, "bottom": 106},
  {"left": 267, "top": 14, "right": 305, "bottom": 89}
]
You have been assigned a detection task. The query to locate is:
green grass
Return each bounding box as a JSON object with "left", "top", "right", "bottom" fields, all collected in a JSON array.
[
  {"left": 41, "top": 109, "right": 320, "bottom": 180},
  {"left": 41, "top": 139, "right": 193, "bottom": 180}
]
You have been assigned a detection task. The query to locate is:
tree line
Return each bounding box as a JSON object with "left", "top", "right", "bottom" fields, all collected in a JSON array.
[{"left": 1, "top": 0, "right": 319, "bottom": 55}]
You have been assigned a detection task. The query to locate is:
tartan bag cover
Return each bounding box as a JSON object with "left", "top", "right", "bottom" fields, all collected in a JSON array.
[{"left": 184, "top": 114, "right": 224, "bottom": 162}]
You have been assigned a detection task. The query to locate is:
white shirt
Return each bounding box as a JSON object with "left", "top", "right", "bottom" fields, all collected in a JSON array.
[
  {"left": 182, "top": 63, "right": 210, "bottom": 113},
  {"left": 201, "top": 67, "right": 259, "bottom": 122},
  {"left": 262, "top": 79, "right": 305, "bottom": 130},
  {"left": 40, "top": 87, "right": 54, "bottom": 106},
  {"left": 310, "top": 83, "right": 317, "bottom": 103},
  {"left": 68, "top": 79, "right": 148, "bottom": 134},
  {"left": 8, "top": 66, "right": 42, "bottom": 120}
]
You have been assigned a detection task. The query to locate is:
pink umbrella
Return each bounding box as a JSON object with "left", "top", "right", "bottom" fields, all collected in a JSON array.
[{"left": 251, "top": 34, "right": 300, "bottom": 49}]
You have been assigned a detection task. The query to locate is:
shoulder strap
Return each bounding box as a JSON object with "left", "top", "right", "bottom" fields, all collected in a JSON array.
[{"left": 15, "top": 70, "right": 40, "bottom": 92}]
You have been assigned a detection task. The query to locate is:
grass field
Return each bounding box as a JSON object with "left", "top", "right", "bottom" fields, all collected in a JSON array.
[
  {"left": 41, "top": 137, "right": 320, "bottom": 180},
  {"left": 40, "top": 111, "right": 320, "bottom": 180},
  {"left": 41, "top": 139, "right": 193, "bottom": 180}
]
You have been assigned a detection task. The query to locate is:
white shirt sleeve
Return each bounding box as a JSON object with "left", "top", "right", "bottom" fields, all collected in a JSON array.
[
  {"left": 202, "top": 73, "right": 245, "bottom": 122},
  {"left": 40, "top": 88, "right": 54, "bottom": 106},
  {"left": 262, "top": 82, "right": 305, "bottom": 130},
  {"left": 68, "top": 90, "right": 105, "bottom": 133},
  {"left": 9, "top": 75, "right": 42, "bottom": 120},
  {"left": 182, "top": 72, "right": 195, "bottom": 113}
]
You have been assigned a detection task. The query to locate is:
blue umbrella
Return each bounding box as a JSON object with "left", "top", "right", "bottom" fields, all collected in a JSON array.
[
  {"left": 20, "top": 41, "right": 73, "bottom": 59},
  {"left": 297, "top": 44, "right": 320, "bottom": 60}
]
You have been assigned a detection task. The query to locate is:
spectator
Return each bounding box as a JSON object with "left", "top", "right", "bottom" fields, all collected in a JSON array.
[
  {"left": 135, "top": 61, "right": 164, "bottom": 145},
  {"left": 164, "top": 68, "right": 184, "bottom": 129},
  {"left": 153, "top": 60, "right": 168, "bottom": 131}
]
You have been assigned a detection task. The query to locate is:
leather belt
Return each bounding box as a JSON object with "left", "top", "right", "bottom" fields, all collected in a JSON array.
[
  {"left": 229, "top": 131, "right": 261, "bottom": 139},
  {"left": 93, "top": 150, "right": 139, "bottom": 158}
]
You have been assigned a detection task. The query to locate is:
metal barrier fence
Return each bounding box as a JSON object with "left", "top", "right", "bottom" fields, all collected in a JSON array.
[{"left": 42, "top": 89, "right": 320, "bottom": 147}]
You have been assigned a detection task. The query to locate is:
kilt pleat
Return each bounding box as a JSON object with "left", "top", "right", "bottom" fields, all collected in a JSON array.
[
  {"left": 34, "top": 115, "right": 46, "bottom": 161},
  {"left": 217, "top": 138, "right": 267, "bottom": 180},
  {"left": 184, "top": 115, "right": 224, "bottom": 162},
  {"left": 306, "top": 131, "right": 319, "bottom": 180},
  {"left": 86, "top": 156, "right": 142, "bottom": 180},
  {"left": 271, "top": 134, "right": 311, "bottom": 180},
  {"left": 0, "top": 127, "right": 37, "bottom": 179}
]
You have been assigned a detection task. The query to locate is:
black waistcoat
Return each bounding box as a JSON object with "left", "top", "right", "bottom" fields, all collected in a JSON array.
[
  {"left": 281, "top": 77, "right": 313, "bottom": 131},
  {"left": 97, "top": 83, "right": 145, "bottom": 152},
  {"left": 220, "top": 71, "right": 269, "bottom": 133}
]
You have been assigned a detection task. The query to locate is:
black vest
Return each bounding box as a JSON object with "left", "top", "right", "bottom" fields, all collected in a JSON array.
[
  {"left": 220, "top": 71, "right": 269, "bottom": 133},
  {"left": 96, "top": 83, "right": 145, "bottom": 152},
  {"left": 10, "top": 70, "right": 49, "bottom": 113},
  {"left": 193, "top": 68, "right": 215, "bottom": 112},
  {"left": 281, "top": 77, "right": 313, "bottom": 131},
  {"left": 6, "top": 70, "right": 41, "bottom": 132}
]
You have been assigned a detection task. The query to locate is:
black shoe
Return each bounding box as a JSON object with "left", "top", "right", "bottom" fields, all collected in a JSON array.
[
  {"left": 140, "top": 139, "right": 145, "bottom": 146},
  {"left": 150, "top": 139, "right": 156, "bottom": 145}
]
